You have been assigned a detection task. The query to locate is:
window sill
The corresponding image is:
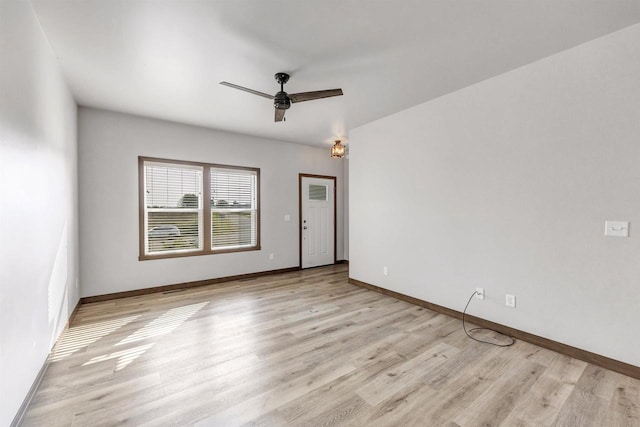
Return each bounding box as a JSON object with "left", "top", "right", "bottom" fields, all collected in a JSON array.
[{"left": 138, "top": 245, "right": 261, "bottom": 261}]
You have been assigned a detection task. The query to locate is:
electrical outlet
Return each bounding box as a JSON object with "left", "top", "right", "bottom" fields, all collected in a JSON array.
[
  {"left": 269, "top": 253, "right": 274, "bottom": 260},
  {"left": 506, "top": 294, "right": 516, "bottom": 308},
  {"left": 475, "top": 288, "right": 484, "bottom": 300},
  {"left": 383, "top": 266, "right": 388, "bottom": 276}
]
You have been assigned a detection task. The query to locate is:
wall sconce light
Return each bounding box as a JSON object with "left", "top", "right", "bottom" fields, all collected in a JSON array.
[{"left": 330, "top": 140, "right": 346, "bottom": 159}]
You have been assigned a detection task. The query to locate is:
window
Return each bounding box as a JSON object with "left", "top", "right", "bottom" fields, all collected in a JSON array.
[
  {"left": 139, "top": 157, "right": 259, "bottom": 260},
  {"left": 308, "top": 184, "right": 327, "bottom": 201}
]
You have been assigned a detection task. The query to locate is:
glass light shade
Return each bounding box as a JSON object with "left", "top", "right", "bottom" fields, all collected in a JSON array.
[{"left": 330, "top": 140, "right": 345, "bottom": 158}]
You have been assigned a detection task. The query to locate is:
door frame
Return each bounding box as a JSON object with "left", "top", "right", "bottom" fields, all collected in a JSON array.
[{"left": 299, "top": 173, "right": 337, "bottom": 269}]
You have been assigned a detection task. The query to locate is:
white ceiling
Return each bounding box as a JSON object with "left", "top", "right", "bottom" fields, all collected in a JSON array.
[{"left": 31, "top": 0, "right": 640, "bottom": 147}]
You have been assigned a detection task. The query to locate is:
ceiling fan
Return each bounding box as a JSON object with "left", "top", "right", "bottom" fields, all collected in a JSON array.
[{"left": 220, "top": 73, "right": 343, "bottom": 122}]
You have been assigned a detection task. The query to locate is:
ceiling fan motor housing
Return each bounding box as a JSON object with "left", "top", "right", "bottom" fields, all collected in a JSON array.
[{"left": 274, "top": 92, "right": 291, "bottom": 110}]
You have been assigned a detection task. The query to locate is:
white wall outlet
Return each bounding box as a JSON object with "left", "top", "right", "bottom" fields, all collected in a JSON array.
[
  {"left": 506, "top": 294, "right": 516, "bottom": 308},
  {"left": 269, "top": 253, "right": 274, "bottom": 260},
  {"left": 475, "top": 288, "right": 484, "bottom": 300},
  {"left": 383, "top": 266, "right": 388, "bottom": 276},
  {"left": 284, "top": 214, "right": 291, "bottom": 222},
  {"left": 605, "top": 221, "right": 629, "bottom": 237}
]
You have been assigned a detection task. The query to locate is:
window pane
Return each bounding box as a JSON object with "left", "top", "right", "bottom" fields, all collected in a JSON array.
[
  {"left": 145, "top": 165, "right": 201, "bottom": 208},
  {"left": 210, "top": 167, "right": 257, "bottom": 250},
  {"left": 309, "top": 184, "right": 327, "bottom": 201},
  {"left": 148, "top": 211, "right": 200, "bottom": 253},
  {"left": 211, "top": 210, "right": 256, "bottom": 249},
  {"left": 211, "top": 169, "right": 255, "bottom": 209},
  {"left": 144, "top": 162, "right": 203, "bottom": 254}
]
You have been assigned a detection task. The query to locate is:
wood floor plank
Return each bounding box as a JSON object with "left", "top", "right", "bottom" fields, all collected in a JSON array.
[
  {"left": 277, "top": 351, "right": 402, "bottom": 425},
  {"left": 551, "top": 364, "right": 615, "bottom": 427},
  {"left": 452, "top": 358, "right": 545, "bottom": 426},
  {"left": 422, "top": 340, "right": 490, "bottom": 390},
  {"left": 192, "top": 357, "right": 357, "bottom": 426},
  {"left": 355, "top": 342, "right": 458, "bottom": 406},
  {"left": 21, "top": 264, "right": 640, "bottom": 426},
  {"left": 501, "top": 354, "right": 587, "bottom": 426},
  {"left": 365, "top": 349, "right": 509, "bottom": 426},
  {"left": 607, "top": 378, "right": 640, "bottom": 427},
  {"left": 294, "top": 393, "right": 369, "bottom": 427}
]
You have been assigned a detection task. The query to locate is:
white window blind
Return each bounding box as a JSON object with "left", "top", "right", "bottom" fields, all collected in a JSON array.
[
  {"left": 210, "top": 167, "right": 258, "bottom": 249},
  {"left": 144, "top": 162, "right": 203, "bottom": 255}
]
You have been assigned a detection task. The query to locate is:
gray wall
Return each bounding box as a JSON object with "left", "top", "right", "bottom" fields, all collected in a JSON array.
[
  {"left": 0, "top": 1, "right": 79, "bottom": 424},
  {"left": 349, "top": 24, "right": 640, "bottom": 367},
  {"left": 79, "top": 108, "right": 345, "bottom": 297}
]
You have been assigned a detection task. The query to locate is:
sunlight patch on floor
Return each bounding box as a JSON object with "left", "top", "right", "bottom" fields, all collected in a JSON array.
[
  {"left": 50, "top": 315, "right": 141, "bottom": 361},
  {"left": 83, "top": 343, "right": 155, "bottom": 371},
  {"left": 116, "top": 302, "right": 208, "bottom": 346}
]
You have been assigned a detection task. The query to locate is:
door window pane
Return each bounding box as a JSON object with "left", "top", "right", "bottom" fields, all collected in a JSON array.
[{"left": 309, "top": 184, "right": 327, "bottom": 201}]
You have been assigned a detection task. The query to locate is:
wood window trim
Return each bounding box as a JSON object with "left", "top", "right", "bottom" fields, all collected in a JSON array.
[{"left": 138, "top": 156, "right": 261, "bottom": 261}]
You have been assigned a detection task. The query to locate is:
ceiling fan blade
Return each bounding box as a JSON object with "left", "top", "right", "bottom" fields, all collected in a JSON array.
[
  {"left": 274, "top": 108, "right": 286, "bottom": 122},
  {"left": 289, "top": 89, "right": 343, "bottom": 103},
  {"left": 219, "top": 82, "right": 274, "bottom": 99}
]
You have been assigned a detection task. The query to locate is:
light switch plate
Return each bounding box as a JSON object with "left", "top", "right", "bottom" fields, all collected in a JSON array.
[
  {"left": 506, "top": 294, "right": 516, "bottom": 308},
  {"left": 605, "top": 221, "right": 629, "bottom": 237}
]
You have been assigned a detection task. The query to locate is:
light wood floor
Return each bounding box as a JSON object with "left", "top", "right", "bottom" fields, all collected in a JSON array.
[{"left": 23, "top": 265, "right": 639, "bottom": 426}]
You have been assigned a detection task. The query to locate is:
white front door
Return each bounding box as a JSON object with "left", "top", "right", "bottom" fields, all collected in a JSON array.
[{"left": 301, "top": 175, "right": 335, "bottom": 268}]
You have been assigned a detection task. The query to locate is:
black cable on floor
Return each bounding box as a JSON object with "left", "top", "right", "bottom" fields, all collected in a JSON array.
[{"left": 462, "top": 291, "right": 515, "bottom": 347}]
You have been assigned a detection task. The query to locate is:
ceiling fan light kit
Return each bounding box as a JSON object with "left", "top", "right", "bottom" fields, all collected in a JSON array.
[{"left": 220, "top": 72, "right": 343, "bottom": 122}]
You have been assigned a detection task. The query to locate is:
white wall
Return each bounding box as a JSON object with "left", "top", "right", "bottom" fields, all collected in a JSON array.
[
  {"left": 79, "top": 108, "right": 345, "bottom": 297},
  {"left": 343, "top": 158, "right": 349, "bottom": 260},
  {"left": 350, "top": 24, "right": 640, "bottom": 367},
  {"left": 0, "top": 1, "right": 79, "bottom": 424}
]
